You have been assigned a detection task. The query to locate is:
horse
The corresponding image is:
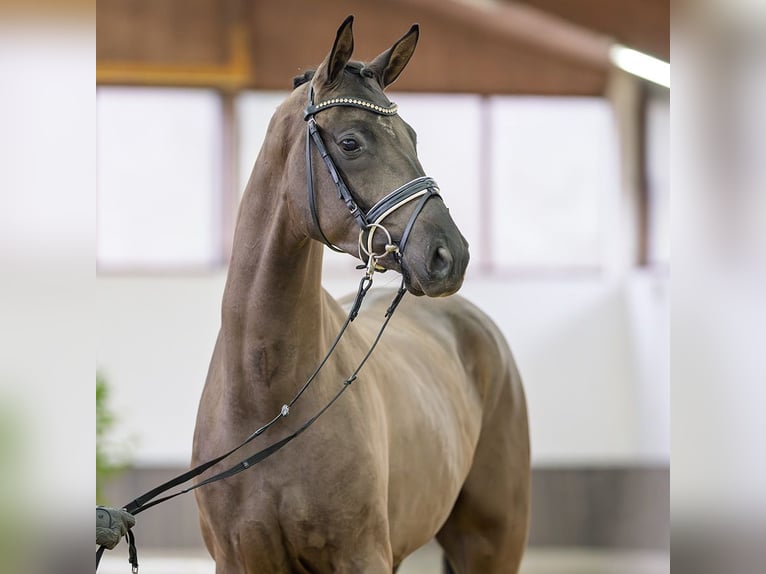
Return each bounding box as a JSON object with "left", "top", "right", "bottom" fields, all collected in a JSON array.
[{"left": 192, "top": 16, "right": 530, "bottom": 573}]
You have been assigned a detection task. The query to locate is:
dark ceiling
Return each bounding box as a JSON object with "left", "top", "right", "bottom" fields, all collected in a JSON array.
[{"left": 97, "top": 0, "right": 668, "bottom": 94}]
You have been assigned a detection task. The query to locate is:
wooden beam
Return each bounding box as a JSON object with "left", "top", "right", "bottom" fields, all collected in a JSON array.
[
  {"left": 516, "top": 0, "right": 670, "bottom": 61},
  {"left": 97, "top": 22, "right": 252, "bottom": 89},
  {"left": 250, "top": 0, "right": 611, "bottom": 94},
  {"left": 404, "top": 0, "right": 613, "bottom": 69},
  {"left": 97, "top": 0, "right": 617, "bottom": 94}
]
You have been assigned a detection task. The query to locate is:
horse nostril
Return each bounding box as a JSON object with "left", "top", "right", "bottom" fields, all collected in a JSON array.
[{"left": 429, "top": 246, "right": 454, "bottom": 280}]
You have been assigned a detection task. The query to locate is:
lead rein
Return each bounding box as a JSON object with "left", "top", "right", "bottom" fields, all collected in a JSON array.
[{"left": 100, "top": 274, "right": 407, "bottom": 572}]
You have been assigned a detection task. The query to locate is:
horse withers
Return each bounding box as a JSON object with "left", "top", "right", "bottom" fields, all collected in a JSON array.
[{"left": 192, "top": 16, "right": 530, "bottom": 573}]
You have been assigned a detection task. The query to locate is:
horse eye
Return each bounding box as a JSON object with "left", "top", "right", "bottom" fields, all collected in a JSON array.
[{"left": 340, "top": 138, "right": 360, "bottom": 152}]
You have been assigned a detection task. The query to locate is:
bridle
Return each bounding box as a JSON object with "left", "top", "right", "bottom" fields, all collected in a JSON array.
[
  {"left": 96, "top": 83, "right": 447, "bottom": 574},
  {"left": 304, "top": 83, "right": 441, "bottom": 273}
]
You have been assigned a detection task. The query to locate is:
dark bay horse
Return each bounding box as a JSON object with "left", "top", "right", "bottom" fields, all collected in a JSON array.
[{"left": 192, "top": 16, "right": 529, "bottom": 573}]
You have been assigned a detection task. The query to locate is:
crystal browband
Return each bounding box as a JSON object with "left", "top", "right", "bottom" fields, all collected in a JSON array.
[{"left": 305, "top": 97, "right": 399, "bottom": 118}]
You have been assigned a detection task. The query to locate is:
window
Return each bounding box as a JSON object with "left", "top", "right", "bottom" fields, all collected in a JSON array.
[
  {"left": 236, "top": 91, "right": 289, "bottom": 196},
  {"left": 388, "top": 94, "right": 483, "bottom": 267},
  {"left": 489, "top": 97, "right": 618, "bottom": 268},
  {"left": 99, "top": 90, "right": 625, "bottom": 274},
  {"left": 97, "top": 87, "right": 222, "bottom": 270}
]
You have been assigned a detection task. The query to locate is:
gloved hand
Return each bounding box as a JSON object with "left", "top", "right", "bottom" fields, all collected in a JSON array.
[{"left": 96, "top": 506, "right": 136, "bottom": 549}]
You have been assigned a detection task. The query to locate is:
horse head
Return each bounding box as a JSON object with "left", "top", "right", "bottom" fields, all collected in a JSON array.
[{"left": 290, "top": 16, "right": 470, "bottom": 297}]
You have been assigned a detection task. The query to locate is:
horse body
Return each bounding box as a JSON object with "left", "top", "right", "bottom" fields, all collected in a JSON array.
[{"left": 193, "top": 17, "right": 529, "bottom": 573}]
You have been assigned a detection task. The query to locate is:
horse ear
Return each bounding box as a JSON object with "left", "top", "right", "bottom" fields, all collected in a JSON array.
[
  {"left": 368, "top": 24, "right": 419, "bottom": 88},
  {"left": 317, "top": 15, "right": 355, "bottom": 86}
]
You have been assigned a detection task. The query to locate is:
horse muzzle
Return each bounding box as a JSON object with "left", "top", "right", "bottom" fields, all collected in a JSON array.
[{"left": 402, "top": 234, "right": 469, "bottom": 297}]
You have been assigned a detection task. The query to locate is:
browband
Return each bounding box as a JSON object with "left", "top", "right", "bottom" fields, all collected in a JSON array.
[{"left": 305, "top": 97, "right": 398, "bottom": 119}]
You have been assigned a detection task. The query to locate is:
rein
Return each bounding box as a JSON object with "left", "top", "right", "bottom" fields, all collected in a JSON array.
[
  {"left": 97, "top": 274, "right": 406, "bottom": 573},
  {"left": 96, "top": 84, "right": 436, "bottom": 573}
]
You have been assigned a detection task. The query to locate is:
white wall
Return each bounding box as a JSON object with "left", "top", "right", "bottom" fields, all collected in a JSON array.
[
  {"left": 97, "top": 90, "right": 669, "bottom": 467},
  {"left": 97, "top": 269, "right": 668, "bottom": 467}
]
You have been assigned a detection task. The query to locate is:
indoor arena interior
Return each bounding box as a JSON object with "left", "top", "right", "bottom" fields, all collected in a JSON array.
[{"left": 96, "top": 1, "right": 669, "bottom": 572}]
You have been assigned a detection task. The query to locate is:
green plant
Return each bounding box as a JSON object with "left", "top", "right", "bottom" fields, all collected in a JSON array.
[
  {"left": 96, "top": 372, "right": 129, "bottom": 504},
  {"left": 0, "top": 400, "right": 26, "bottom": 574}
]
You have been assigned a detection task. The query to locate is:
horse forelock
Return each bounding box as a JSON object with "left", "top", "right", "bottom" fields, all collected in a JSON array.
[{"left": 292, "top": 62, "right": 381, "bottom": 93}]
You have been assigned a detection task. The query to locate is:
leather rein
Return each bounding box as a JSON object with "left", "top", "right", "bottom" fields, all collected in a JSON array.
[{"left": 97, "top": 85, "right": 440, "bottom": 573}]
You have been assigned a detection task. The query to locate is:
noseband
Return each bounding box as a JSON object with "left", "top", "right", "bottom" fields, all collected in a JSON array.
[{"left": 304, "top": 85, "right": 441, "bottom": 272}]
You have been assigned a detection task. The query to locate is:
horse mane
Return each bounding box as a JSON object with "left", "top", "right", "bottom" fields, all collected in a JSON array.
[
  {"left": 293, "top": 70, "right": 315, "bottom": 89},
  {"left": 292, "top": 62, "right": 375, "bottom": 89}
]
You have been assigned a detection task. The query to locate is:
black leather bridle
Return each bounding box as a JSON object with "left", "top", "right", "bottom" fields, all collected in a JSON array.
[{"left": 304, "top": 84, "right": 441, "bottom": 271}]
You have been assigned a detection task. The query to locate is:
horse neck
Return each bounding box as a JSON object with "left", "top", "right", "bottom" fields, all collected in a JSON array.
[{"left": 220, "top": 128, "right": 330, "bottom": 412}]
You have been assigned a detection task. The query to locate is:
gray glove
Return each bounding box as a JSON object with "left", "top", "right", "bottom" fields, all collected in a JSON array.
[{"left": 96, "top": 506, "right": 136, "bottom": 549}]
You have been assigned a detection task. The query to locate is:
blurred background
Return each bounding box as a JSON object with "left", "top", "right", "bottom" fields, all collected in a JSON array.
[{"left": 94, "top": 0, "right": 669, "bottom": 572}]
